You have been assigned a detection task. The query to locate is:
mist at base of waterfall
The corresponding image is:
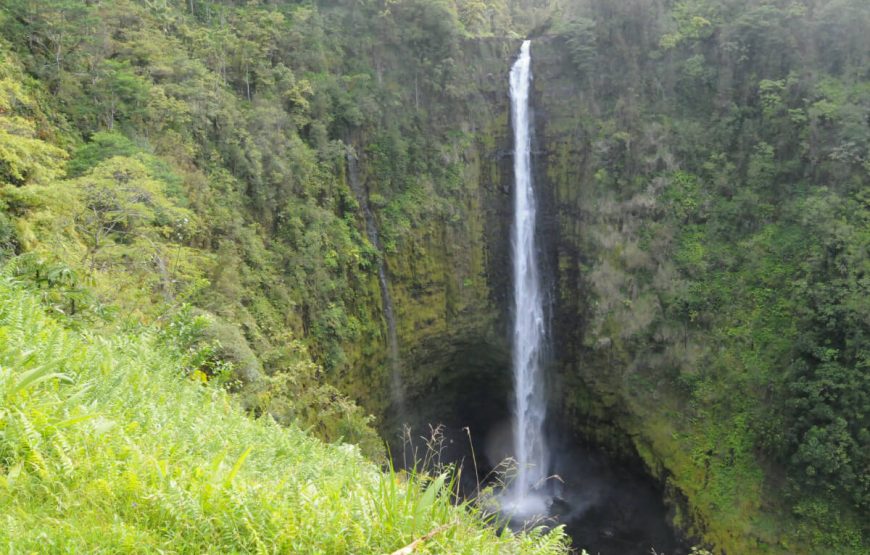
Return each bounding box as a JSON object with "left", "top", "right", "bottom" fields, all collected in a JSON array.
[
  {"left": 482, "top": 421, "right": 689, "bottom": 555},
  {"left": 498, "top": 490, "right": 551, "bottom": 521},
  {"left": 384, "top": 373, "right": 688, "bottom": 554}
]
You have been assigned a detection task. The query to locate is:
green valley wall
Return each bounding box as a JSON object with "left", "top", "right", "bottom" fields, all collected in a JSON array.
[
  {"left": 342, "top": 26, "right": 867, "bottom": 554},
  {"left": 336, "top": 39, "right": 519, "bottom": 429}
]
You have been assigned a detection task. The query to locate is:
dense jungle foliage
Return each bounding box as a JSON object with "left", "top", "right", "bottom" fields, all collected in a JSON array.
[
  {"left": 0, "top": 0, "right": 866, "bottom": 553},
  {"left": 536, "top": 1, "right": 867, "bottom": 551}
]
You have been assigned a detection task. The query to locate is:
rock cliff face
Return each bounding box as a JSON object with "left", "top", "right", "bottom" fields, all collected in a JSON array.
[
  {"left": 337, "top": 17, "right": 867, "bottom": 551},
  {"left": 337, "top": 39, "right": 518, "bottom": 428},
  {"left": 334, "top": 33, "right": 700, "bottom": 542},
  {"left": 336, "top": 34, "right": 706, "bottom": 543},
  {"left": 532, "top": 33, "right": 703, "bottom": 544}
]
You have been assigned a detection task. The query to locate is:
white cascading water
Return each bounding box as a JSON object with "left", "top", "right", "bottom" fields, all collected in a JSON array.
[
  {"left": 346, "top": 152, "right": 405, "bottom": 417},
  {"left": 505, "top": 40, "right": 549, "bottom": 517}
]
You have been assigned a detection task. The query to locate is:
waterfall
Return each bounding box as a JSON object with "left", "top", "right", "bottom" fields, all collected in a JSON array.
[
  {"left": 346, "top": 151, "right": 405, "bottom": 415},
  {"left": 507, "top": 40, "right": 549, "bottom": 514}
]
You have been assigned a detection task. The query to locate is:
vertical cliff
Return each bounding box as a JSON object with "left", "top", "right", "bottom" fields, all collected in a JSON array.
[
  {"left": 341, "top": 7, "right": 867, "bottom": 551},
  {"left": 335, "top": 38, "right": 520, "bottom": 429}
]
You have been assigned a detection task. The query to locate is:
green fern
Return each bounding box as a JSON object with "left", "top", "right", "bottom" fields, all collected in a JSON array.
[{"left": 0, "top": 278, "right": 568, "bottom": 553}]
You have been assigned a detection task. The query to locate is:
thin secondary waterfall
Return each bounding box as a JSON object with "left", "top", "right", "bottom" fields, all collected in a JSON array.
[
  {"left": 507, "top": 40, "right": 549, "bottom": 513},
  {"left": 346, "top": 151, "right": 405, "bottom": 415}
]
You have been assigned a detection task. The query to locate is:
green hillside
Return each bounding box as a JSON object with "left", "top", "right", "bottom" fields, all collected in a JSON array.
[{"left": 0, "top": 278, "right": 567, "bottom": 553}]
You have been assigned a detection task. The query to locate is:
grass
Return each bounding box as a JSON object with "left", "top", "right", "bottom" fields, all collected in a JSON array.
[{"left": 0, "top": 277, "right": 567, "bottom": 554}]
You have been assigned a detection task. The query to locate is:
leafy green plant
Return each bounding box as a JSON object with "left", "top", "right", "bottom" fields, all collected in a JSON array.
[{"left": 0, "top": 278, "right": 568, "bottom": 553}]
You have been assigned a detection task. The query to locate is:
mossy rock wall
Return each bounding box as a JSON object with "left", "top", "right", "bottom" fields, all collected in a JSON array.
[
  {"left": 334, "top": 38, "right": 520, "bottom": 424},
  {"left": 334, "top": 25, "right": 867, "bottom": 555}
]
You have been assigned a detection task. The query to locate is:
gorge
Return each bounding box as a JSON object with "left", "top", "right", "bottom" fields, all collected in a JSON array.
[
  {"left": 0, "top": 1, "right": 867, "bottom": 554},
  {"left": 383, "top": 37, "right": 688, "bottom": 555}
]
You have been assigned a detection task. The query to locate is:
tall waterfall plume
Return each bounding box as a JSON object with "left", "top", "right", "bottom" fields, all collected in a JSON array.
[{"left": 506, "top": 39, "right": 549, "bottom": 516}]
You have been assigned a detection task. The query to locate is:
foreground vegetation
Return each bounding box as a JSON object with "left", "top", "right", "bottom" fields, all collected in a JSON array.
[{"left": 0, "top": 278, "right": 567, "bottom": 553}]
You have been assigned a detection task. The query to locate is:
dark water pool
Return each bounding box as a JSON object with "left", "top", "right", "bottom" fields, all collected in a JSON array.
[
  {"left": 389, "top": 419, "right": 688, "bottom": 555},
  {"left": 547, "top": 442, "right": 688, "bottom": 555}
]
